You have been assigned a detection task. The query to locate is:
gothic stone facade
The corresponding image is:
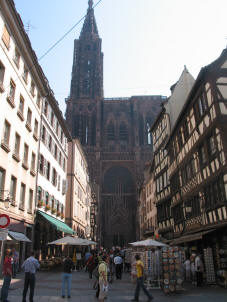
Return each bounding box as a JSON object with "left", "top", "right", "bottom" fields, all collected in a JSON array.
[{"left": 66, "top": 1, "right": 164, "bottom": 247}]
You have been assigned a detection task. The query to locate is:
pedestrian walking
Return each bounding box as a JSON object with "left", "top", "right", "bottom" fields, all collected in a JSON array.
[
  {"left": 114, "top": 253, "right": 123, "bottom": 279},
  {"left": 131, "top": 254, "right": 153, "bottom": 302},
  {"left": 21, "top": 251, "right": 40, "bottom": 302},
  {"left": 98, "top": 255, "right": 108, "bottom": 302},
  {"left": 183, "top": 257, "right": 191, "bottom": 281},
  {"left": 0, "top": 249, "right": 12, "bottom": 302},
  {"left": 12, "top": 247, "right": 19, "bottom": 278},
  {"left": 195, "top": 253, "right": 204, "bottom": 286},
  {"left": 61, "top": 256, "right": 74, "bottom": 298},
  {"left": 86, "top": 251, "right": 96, "bottom": 279}
]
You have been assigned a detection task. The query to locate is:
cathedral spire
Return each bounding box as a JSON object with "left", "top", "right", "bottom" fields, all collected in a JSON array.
[
  {"left": 80, "top": 0, "right": 99, "bottom": 38},
  {"left": 88, "top": 0, "right": 93, "bottom": 9}
]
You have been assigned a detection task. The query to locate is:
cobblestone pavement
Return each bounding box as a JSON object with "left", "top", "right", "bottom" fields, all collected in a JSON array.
[{"left": 0, "top": 270, "right": 227, "bottom": 302}]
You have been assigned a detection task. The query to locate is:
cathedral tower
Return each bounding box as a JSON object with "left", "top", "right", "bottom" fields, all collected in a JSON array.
[{"left": 66, "top": 1, "right": 164, "bottom": 247}]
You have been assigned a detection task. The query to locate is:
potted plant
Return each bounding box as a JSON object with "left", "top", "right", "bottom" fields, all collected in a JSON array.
[
  {"left": 61, "top": 213, "right": 64, "bottom": 219},
  {"left": 51, "top": 208, "right": 56, "bottom": 214},
  {"left": 37, "top": 200, "right": 43, "bottom": 208},
  {"left": 56, "top": 211, "right": 61, "bottom": 217},
  {"left": 45, "top": 204, "right": 50, "bottom": 211}
]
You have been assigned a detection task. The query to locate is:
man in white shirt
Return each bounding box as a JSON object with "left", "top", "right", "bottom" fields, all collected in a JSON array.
[
  {"left": 195, "top": 254, "right": 204, "bottom": 286},
  {"left": 114, "top": 253, "right": 123, "bottom": 279}
]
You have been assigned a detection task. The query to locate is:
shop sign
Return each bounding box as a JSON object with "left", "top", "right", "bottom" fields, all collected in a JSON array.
[{"left": 0, "top": 214, "right": 10, "bottom": 229}]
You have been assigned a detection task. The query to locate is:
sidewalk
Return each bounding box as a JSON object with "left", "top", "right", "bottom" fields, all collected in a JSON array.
[{"left": 0, "top": 270, "right": 226, "bottom": 301}]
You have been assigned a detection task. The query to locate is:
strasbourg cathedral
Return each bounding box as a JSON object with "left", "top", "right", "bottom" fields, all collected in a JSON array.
[{"left": 65, "top": 1, "right": 165, "bottom": 247}]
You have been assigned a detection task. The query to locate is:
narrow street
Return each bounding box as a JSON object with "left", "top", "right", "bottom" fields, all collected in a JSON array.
[{"left": 1, "top": 270, "right": 226, "bottom": 302}]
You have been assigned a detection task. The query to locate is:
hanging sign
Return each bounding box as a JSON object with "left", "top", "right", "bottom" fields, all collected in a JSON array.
[{"left": 0, "top": 214, "right": 10, "bottom": 229}]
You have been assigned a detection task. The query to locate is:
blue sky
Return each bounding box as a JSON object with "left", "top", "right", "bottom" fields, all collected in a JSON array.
[{"left": 14, "top": 0, "right": 227, "bottom": 114}]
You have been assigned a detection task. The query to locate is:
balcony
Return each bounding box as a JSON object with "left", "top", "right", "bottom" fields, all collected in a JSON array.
[{"left": 143, "top": 226, "right": 155, "bottom": 236}]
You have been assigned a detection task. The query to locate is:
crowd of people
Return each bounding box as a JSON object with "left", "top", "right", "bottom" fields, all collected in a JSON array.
[
  {"left": 0, "top": 246, "right": 208, "bottom": 302},
  {"left": 183, "top": 253, "right": 204, "bottom": 287}
]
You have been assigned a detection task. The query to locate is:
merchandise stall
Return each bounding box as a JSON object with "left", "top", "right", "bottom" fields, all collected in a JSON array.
[{"left": 129, "top": 239, "right": 186, "bottom": 293}]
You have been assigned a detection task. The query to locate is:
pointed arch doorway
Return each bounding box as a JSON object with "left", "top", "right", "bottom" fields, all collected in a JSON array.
[{"left": 101, "top": 165, "right": 137, "bottom": 247}]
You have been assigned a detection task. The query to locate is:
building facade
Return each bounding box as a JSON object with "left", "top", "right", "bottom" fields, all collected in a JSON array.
[
  {"left": 166, "top": 49, "right": 227, "bottom": 250},
  {"left": 138, "top": 162, "right": 157, "bottom": 240},
  {"left": 34, "top": 92, "right": 72, "bottom": 259},
  {"left": 65, "top": 0, "right": 165, "bottom": 247},
  {"left": 151, "top": 67, "right": 195, "bottom": 241},
  {"left": 66, "top": 139, "right": 91, "bottom": 239},
  {"left": 0, "top": 0, "right": 48, "bottom": 263}
]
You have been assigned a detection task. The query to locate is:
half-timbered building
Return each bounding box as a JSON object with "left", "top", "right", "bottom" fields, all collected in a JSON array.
[
  {"left": 151, "top": 67, "right": 194, "bottom": 241},
  {"left": 166, "top": 49, "right": 227, "bottom": 249}
]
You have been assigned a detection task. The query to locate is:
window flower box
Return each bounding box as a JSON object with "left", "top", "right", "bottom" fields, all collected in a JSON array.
[
  {"left": 45, "top": 204, "right": 50, "bottom": 211},
  {"left": 37, "top": 200, "right": 44, "bottom": 208}
]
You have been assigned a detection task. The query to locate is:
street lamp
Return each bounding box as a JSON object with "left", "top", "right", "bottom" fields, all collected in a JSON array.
[{"left": 0, "top": 190, "right": 10, "bottom": 209}]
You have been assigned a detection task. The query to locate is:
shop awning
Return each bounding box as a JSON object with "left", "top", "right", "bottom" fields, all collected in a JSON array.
[
  {"left": 38, "top": 211, "right": 75, "bottom": 235},
  {"left": 8, "top": 231, "right": 31, "bottom": 242},
  {"left": 170, "top": 229, "right": 215, "bottom": 245}
]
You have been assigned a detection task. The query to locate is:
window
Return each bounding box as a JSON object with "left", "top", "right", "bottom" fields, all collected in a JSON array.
[
  {"left": 45, "top": 192, "right": 49, "bottom": 205},
  {"left": 19, "top": 183, "right": 26, "bottom": 209},
  {"left": 34, "top": 119, "right": 39, "bottom": 137},
  {"left": 107, "top": 122, "right": 115, "bottom": 140},
  {"left": 39, "top": 154, "right": 44, "bottom": 174},
  {"left": 46, "top": 162, "right": 50, "bottom": 180},
  {"left": 119, "top": 123, "right": 128, "bottom": 141},
  {"left": 0, "top": 168, "right": 6, "bottom": 198},
  {"left": 2, "top": 120, "right": 11, "bottom": 146},
  {"left": 56, "top": 122, "right": 59, "bottom": 137},
  {"left": 54, "top": 144, "right": 58, "bottom": 159},
  {"left": 199, "top": 145, "right": 207, "bottom": 167},
  {"left": 51, "top": 111, "right": 54, "bottom": 126},
  {"left": 48, "top": 136, "right": 52, "bottom": 151},
  {"left": 31, "top": 153, "right": 36, "bottom": 172},
  {"left": 60, "top": 131, "right": 63, "bottom": 144},
  {"left": 10, "top": 176, "right": 17, "bottom": 202},
  {"left": 13, "top": 48, "right": 20, "bottom": 68},
  {"left": 41, "top": 126, "right": 46, "bottom": 143},
  {"left": 183, "top": 119, "right": 189, "bottom": 142},
  {"left": 26, "top": 108, "right": 32, "bottom": 127},
  {"left": 198, "top": 93, "right": 208, "bottom": 117},
  {"left": 204, "top": 175, "right": 226, "bottom": 210},
  {"left": 208, "top": 135, "right": 217, "bottom": 157},
  {"left": 18, "top": 95, "right": 24, "bottom": 115},
  {"left": 58, "top": 175, "right": 61, "bottom": 191},
  {"left": 2, "top": 25, "right": 10, "bottom": 49},
  {"left": 0, "top": 61, "right": 5, "bottom": 89},
  {"left": 63, "top": 158, "right": 65, "bottom": 171},
  {"left": 44, "top": 100, "right": 48, "bottom": 116},
  {"left": 30, "top": 81, "right": 35, "bottom": 97},
  {"left": 172, "top": 204, "right": 184, "bottom": 224},
  {"left": 177, "top": 130, "right": 183, "bottom": 149},
  {"left": 170, "top": 172, "right": 180, "bottom": 194},
  {"left": 23, "top": 144, "right": 29, "bottom": 166},
  {"left": 36, "top": 94, "right": 41, "bottom": 108},
  {"left": 14, "top": 133, "right": 20, "bottom": 155},
  {"left": 8, "top": 80, "right": 16, "bottom": 101},
  {"left": 28, "top": 189, "right": 33, "bottom": 212},
  {"left": 23, "top": 65, "right": 28, "bottom": 83},
  {"left": 52, "top": 168, "right": 57, "bottom": 186}
]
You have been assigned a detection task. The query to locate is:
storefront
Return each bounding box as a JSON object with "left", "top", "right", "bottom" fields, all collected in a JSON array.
[{"left": 34, "top": 210, "right": 75, "bottom": 260}]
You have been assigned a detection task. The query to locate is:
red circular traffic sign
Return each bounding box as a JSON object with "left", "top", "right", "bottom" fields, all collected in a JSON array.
[{"left": 0, "top": 214, "right": 10, "bottom": 228}]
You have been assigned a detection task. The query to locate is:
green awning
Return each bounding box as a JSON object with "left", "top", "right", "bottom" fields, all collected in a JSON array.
[{"left": 38, "top": 211, "right": 75, "bottom": 235}]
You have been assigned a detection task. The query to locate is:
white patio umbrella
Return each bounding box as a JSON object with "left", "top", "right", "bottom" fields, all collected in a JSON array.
[
  {"left": 81, "top": 239, "right": 97, "bottom": 245},
  {"left": 48, "top": 236, "right": 88, "bottom": 245},
  {"left": 129, "top": 239, "right": 168, "bottom": 247}
]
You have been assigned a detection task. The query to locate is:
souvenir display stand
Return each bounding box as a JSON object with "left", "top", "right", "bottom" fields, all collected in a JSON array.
[
  {"left": 130, "top": 247, "right": 162, "bottom": 289},
  {"left": 203, "top": 247, "right": 216, "bottom": 284},
  {"left": 162, "top": 246, "right": 185, "bottom": 294}
]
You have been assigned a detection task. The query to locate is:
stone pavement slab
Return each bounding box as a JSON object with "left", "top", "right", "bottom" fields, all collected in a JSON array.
[{"left": 1, "top": 270, "right": 227, "bottom": 302}]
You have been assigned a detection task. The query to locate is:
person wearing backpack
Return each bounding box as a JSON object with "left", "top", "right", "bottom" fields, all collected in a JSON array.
[{"left": 61, "top": 256, "right": 74, "bottom": 298}]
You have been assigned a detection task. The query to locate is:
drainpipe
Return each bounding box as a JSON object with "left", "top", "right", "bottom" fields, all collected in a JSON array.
[{"left": 32, "top": 94, "right": 45, "bottom": 251}]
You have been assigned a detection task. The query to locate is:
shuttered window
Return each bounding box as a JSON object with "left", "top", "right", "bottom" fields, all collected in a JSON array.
[{"left": 2, "top": 25, "right": 10, "bottom": 49}]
